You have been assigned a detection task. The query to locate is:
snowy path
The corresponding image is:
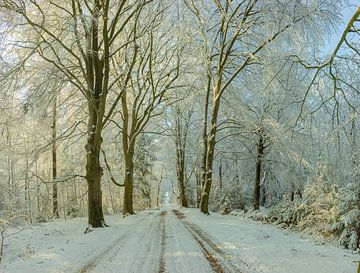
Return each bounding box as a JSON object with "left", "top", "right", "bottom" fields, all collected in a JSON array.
[
  {"left": 180, "top": 208, "right": 359, "bottom": 273},
  {"left": 1, "top": 208, "right": 358, "bottom": 273},
  {"left": 81, "top": 211, "right": 163, "bottom": 273},
  {"left": 163, "top": 211, "right": 214, "bottom": 273},
  {"left": 80, "top": 210, "right": 223, "bottom": 273}
]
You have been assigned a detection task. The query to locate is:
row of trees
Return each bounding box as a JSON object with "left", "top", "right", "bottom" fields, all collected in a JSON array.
[
  {"left": 1, "top": 0, "right": 182, "bottom": 227},
  {"left": 0, "top": 1, "right": 359, "bottom": 251}
]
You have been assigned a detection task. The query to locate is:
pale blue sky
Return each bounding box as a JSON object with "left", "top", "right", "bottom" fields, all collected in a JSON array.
[{"left": 324, "top": 0, "right": 358, "bottom": 52}]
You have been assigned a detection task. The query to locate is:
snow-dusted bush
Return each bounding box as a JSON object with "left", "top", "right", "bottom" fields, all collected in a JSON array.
[
  {"left": 210, "top": 183, "right": 246, "bottom": 213},
  {"left": 267, "top": 198, "right": 299, "bottom": 225},
  {"left": 330, "top": 154, "right": 360, "bottom": 250},
  {"left": 35, "top": 215, "right": 47, "bottom": 223},
  {"left": 66, "top": 206, "right": 80, "bottom": 218},
  {"left": 246, "top": 159, "right": 360, "bottom": 250},
  {"left": 185, "top": 185, "right": 197, "bottom": 207},
  {"left": 267, "top": 162, "right": 338, "bottom": 236}
]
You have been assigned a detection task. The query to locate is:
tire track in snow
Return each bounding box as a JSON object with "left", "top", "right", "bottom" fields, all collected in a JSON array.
[
  {"left": 82, "top": 211, "right": 164, "bottom": 273},
  {"left": 77, "top": 216, "right": 148, "bottom": 273},
  {"left": 172, "top": 210, "right": 226, "bottom": 273},
  {"left": 124, "top": 212, "right": 162, "bottom": 273},
  {"left": 172, "top": 210, "right": 259, "bottom": 273},
  {"left": 158, "top": 211, "right": 166, "bottom": 273}
]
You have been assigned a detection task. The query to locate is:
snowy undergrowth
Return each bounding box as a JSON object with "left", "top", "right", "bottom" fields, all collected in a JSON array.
[
  {"left": 330, "top": 155, "right": 360, "bottom": 251},
  {"left": 210, "top": 184, "right": 246, "bottom": 213},
  {"left": 225, "top": 162, "right": 360, "bottom": 251},
  {"left": 331, "top": 153, "right": 360, "bottom": 251}
]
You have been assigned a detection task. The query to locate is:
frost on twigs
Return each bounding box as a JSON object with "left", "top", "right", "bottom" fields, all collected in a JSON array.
[
  {"left": 210, "top": 183, "right": 246, "bottom": 214},
  {"left": 330, "top": 153, "right": 360, "bottom": 250},
  {"left": 256, "top": 161, "right": 360, "bottom": 250},
  {"left": 265, "top": 163, "right": 338, "bottom": 239}
]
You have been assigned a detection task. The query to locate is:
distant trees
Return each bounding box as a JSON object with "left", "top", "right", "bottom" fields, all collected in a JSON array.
[
  {"left": 184, "top": 0, "right": 340, "bottom": 214},
  {"left": 0, "top": 0, "right": 175, "bottom": 226},
  {"left": 173, "top": 106, "right": 193, "bottom": 207},
  {"left": 291, "top": 4, "right": 360, "bottom": 250},
  {"left": 116, "top": 9, "right": 181, "bottom": 215}
]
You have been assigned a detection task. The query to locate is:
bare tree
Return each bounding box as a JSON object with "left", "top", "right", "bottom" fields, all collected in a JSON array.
[
  {"left": 113, "top": 10, "right": 181, "bottom": 215},
  {"left": 185, "top": 0, "right": 338, "bottom": 214},
  {"left": 173, "top": 106, "right": 192, "bottom": 207},
  {"left": 0, "top": 0, "right": 154, "bottom": 227},
  {"left": 52, "top": 92, "right": 59, "bottom": 219}
]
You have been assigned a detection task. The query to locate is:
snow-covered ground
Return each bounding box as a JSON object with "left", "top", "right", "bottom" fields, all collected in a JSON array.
[
  {"left": 180, "top": 208, "right": 359, "bottom": 273},
  {"left": 0, "top": 207, "right": 358, "bottom": 273}
]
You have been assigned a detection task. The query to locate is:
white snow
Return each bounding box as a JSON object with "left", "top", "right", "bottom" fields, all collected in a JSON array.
[
  {"left": 181, "top": 208, "right": 359, "bottom": 273},
  {"left": 1, "top": 212, "right": 155, "bottom": 273},
  {"left": 0, "top": 207, "right": 358, "bottom": 273}
]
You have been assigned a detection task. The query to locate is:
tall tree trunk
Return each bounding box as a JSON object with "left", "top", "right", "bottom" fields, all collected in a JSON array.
[
  {"left": 176, "top": 146, "right": 188, "bottom": 207},
  {"left": 199, "top": 79, "right": 211, "bottom": 210},
  {"left": 175, "top": 109, "right": 188, "bottom": 207},
  {"left": 35, "top": 158, "right": 40, "bottom": 216},
  {"left": 83, "top": 0, "right": 111, "bottom": 227},
  {"left": 200, "top": 81, "right": 211, "bottom": 188},
  {"left": 219, "top": 160, "right": 223, "bottom": 189},
  {"left": 25, "top": 156, "right": 32, "bottom": 224},
  {"left": 123, "top": 149, "right": 135, "bottom": 215},
  {"left": 121, "top": 89, "right": 135, "bottom": 215},
  {"left": 157, "top": 172, "right": 163, "bottom": 209},
  {"left": 195, "top": 170, "right": 201, "bottom": 208},
  {"left": 200, "top": 86, "right": 221, "bottom": 214},
  {"left": 86, "top": 140, "right": 104, "bottom": 226},
  {"left": 52, "top": 95, "right": 59, "bottom": 219},
  {"left": 253, "top": 135, "right": 264, "bottom": 210},
  {"left": 85, "top": 106, "right": 105, "bottom": 227}
]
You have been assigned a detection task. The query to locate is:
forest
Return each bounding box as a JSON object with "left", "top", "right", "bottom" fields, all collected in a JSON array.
[{"left": 0, "top": 1, "right": 359, "bottom": 272}]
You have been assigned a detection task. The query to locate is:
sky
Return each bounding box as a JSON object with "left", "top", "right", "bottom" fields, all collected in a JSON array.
[{"left": 324, "top": 0, "right": 359, "bottom": 52}]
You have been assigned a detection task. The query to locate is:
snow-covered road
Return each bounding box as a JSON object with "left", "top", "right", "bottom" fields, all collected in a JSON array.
[
  {"left": 1, "top": 208, "right": 358, "bottom": 273},
  {"left": 82, "top": 211, "right": 163, "bottom": 273}
]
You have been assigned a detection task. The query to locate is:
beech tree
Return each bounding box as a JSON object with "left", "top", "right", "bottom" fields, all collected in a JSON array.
[
  {"left": 173, "top": 105, "right": 193, "bottom": 207},
  {"left": 115, "top": 11, "right": 181, "bottom": 215},
  {"left": 184, "top": 0, "right": 340, "bottom": 214},
  {"left": 0, "top": 0, "right": 155, "bottom": 227},
  {"left": 291, "top": 4, "right": 360, "bottom": 250}
]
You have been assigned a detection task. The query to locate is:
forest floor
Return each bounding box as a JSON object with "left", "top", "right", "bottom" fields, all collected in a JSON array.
[{"left": 0, "top": 206, "right": 358, "bottom": 273}]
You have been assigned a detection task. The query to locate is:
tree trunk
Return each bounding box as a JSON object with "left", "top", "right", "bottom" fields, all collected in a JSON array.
[
  {"left": 200, "top": 133, "right": 216, "bottom": 214},
  {"left": 253, "top": 135, "right": 264, "bottom": 210},
  {"left": 157, "top": 173, "right": 163, "bottom": 209},
  {"left": 195, "top": 170, "right": 201, "bottom": 208},
  {"left": 175, "top": 109, "right": 188, "bottom": 207},
  {"left": 52, "top": 96, "right": 59, "bottom": 219},
  {"left": 176, "top": 147, "right": 188, "bottom": 207},
  {"left": 219, "top": 160, "right": 223, "bottom": 189},
  {"left": 200, "top": 86, "right": 221, "bottom": 214},
  {"left": 260, "top": 183, "right": 266, "bottom": 206},
  {"left": 85, "top": 106, "right": 105, "bottom": 227},
  {"left": 25, "top": 157, "right": 32, "bottom": 224},
  {"left": 35, "top": 158, "right": 40, "bottom": 216},
  {"left": 86, "top": 140, "right": 104, "bottom": 226},
  {"left": 121, "top": 88, "right": 135, "bottom": 216},
  {"left": 123, "top": 150, "right": 135, "bottom": 215},
  {"left": 199, "top": 78, "right": 211, "bottom": 200}
]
